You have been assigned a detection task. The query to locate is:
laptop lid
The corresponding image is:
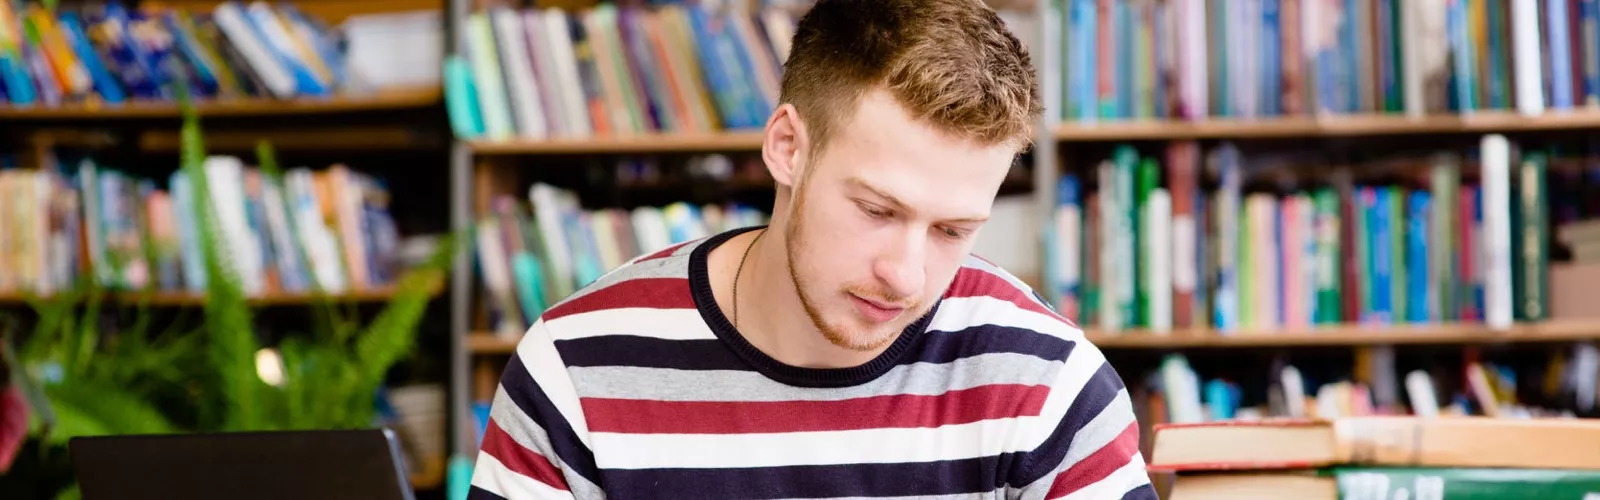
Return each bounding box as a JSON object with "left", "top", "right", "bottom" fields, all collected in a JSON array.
[{"left": 70, "top": 428, "right": 416, "bottom": 500}]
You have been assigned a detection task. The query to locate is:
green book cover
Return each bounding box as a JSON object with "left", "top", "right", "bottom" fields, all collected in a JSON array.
[
  {"left": 1431, "top": 155, "right": 1460, "bottom": 321},
  {"left": 1519, "top": 151, "right": 1548, "bottom": 321},
  {"left": 1332, "top": 466, "right": 1600, "bottom": 500},
  {"left": 1315, "top": 188, "right": 1342, "bottom": 324},
  {"left": 1239, "top": 198, "right": 1253, "bottom": 329},
  {"left": 1385, "top": 0, "right": 1406, "bottom": 112},
  {"left": 1355, "top": 187, "right": 1371, "bottom": 322},
  {"left": 1135, "top": 157, "right": 1158, "bottom": 328},
  {"left": 1114, "top": 146, "right": 1138, "bottom": 328},
  {"left": 1390, "top": 187, "right": 1406, "bottom": 323}
]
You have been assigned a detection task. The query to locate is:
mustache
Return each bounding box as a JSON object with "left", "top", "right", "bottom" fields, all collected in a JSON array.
[{"left": 842, "top": 283, "right": 918, "bottom": 309}]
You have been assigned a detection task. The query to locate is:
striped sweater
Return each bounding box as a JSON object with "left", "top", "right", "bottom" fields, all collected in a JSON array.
[{"left": 470, "top": 227, "right": 1155, "bottom": 499}]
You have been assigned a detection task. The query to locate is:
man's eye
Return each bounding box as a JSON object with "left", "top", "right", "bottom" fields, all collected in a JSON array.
[
  {"left": 862, "top": 204, "right": 892, "bottom": 219},
  {"left": 940, "top": 227, "right": 969, "bottom": 240}
]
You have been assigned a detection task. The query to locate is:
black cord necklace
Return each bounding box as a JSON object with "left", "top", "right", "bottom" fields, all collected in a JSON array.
[{"left": 732, "top": 228, "right": 766, "bottom": 328}]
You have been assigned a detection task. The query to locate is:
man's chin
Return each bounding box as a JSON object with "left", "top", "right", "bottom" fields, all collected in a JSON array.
[{"left": 818, "top": 318, "right": 906, "bottom": 352}]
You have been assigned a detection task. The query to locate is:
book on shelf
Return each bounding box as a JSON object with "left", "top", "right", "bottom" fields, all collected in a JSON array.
[
  {"left": 0, "top": 0, "right": 375, "bottom": 108},
  {"left": 446, "top": 1, "right": 798, "bottom": 141},
  {"left": 1051, "top": 0, "right": 1600, "bottom": 123},
  {"left": 1042, "top": 134, "right": 1593, "bottom": 334},
  {"left": 0, "top": 156, "right": 405, "bottom": 299},
  {"left": 474, "top": 175, "right": 767, "bottom": 336}
]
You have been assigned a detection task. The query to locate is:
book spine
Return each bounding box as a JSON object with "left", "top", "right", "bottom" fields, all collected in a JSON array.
[
  {"left": 1333, "top": 467, "right": 1600, "bottom": 499},
  {"left": 1406, "top": 191, "right": 1432, "bottom": 322},
  {"left": 1168, "top": 142, "right": 1199, "bottom": 329},
  {"left": 1136, "top": 156, "right": 1158, "bottom": 327},
  {"left": 1482, "top": 134, "right": 1514, "bottom": 329},
  {"left": 1519, "top": 151, "right": 1548, "bottom": 321}
]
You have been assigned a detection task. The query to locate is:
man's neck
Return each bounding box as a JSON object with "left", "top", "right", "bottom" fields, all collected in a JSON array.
[{"left": 710, "top": 227, "right": 889, "bottom": 370}]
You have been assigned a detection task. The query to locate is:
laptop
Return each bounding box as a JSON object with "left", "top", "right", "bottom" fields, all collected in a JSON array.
[{"left": 70, "top": 428, "right": 417, "bottom": 500}]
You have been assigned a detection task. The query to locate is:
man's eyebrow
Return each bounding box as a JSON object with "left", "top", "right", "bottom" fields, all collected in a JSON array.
[
  {"left": 846, "top": 176, "right": 910, "bottom": 212},
  {"left": 845, "top": 176, "right": 990, "bottom": 224}
]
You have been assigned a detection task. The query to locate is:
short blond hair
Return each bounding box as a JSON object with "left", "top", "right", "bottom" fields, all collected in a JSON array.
[{"left": 779, "top": 0, "right": 1042, "bottom": 153}]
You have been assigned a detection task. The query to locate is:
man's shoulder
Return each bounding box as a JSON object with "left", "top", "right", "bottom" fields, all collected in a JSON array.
[
  {"left": 536, "top": 237, "right": 707, "bottom": 324},
  {"left": 936, "top": 254, "right": 1085, "bottom": 340}
]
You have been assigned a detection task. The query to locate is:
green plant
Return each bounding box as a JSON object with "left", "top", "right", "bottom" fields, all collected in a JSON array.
[{"left": 8, "top": 92, "right": 456, "bottom": 498}]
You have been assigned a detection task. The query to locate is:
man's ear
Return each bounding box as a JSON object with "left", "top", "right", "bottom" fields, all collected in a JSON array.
[{"left": 762, "top": 103, "right": 807, "bottom": 189}]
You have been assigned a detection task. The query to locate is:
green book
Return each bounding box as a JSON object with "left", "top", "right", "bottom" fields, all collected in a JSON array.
[
  {"left": 1334, "top": 467, "right": 1600, "bottom": 500},
  {"left": 1135, "top": 157, "right": 1159, "bottom": 328},
  {"left": 1314, "top": 188, "right": 1342, "bottom": 324},
  {"left": 1239, "top": 198, "right": 1253, "bottom": 329},
  {"left": 1355, "top": 187, "right": 1371, "bottom": 322},
  {"left": 1431, "top": 155, "right": 1460, "bottom": 321},
  {"left": 1113, "top": 146, "right": 1139, "bottom": 329},
  {"left": 1389, "top": 187, "right": 1406, "bottom": 324},
  {"left": 1177, "top": 467, "right": 1600, "bottom": 500},
  {"left": 1519, "top": 151, "right": 1548, "bottom": 321}
]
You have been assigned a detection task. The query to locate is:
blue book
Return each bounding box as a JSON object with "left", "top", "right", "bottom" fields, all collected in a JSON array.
[
  {"left": 1472, "top": 185, "right": 1485, "bottom": 319},
  {"left": 1378, "top": 0, "right": 1398, "bottom": 111},
  {"left": 1343, "top": 0, "right": 1360, "bottom": 113},
  {"left": 1153, "top": 1, "right": 1168, "bottom": 119},
  {"left": 1116, "top": 0, "right": 1133, "bottom": 119},
  {"left": 1053, "top": 174, "right": 1081, "bottom": 310},
  {"left": 59, "top": 13, "right": 126, "bottom": 104},
  {"left": 1214, "top": 145, "right": 1241, "bottom": 331},
  {"left": 686, "top": 5, "right": 748, "bottom": 129},
  {"left": 1582, "top": 0, "right": 1600, "bottom": 105},
  {"left": 1275, "top": 197, "right": 1286, "bottom": 327},
  {"left": 1407, "top": 192, "right": 1431, "bottom": 322},
  {"left": 1487, "top": 0, "right": 1511, "bottom": 108},
  {"left": 1262, "top": 0, "right": 1281, "bottom": 116},
  {"left": 1068, "top": 0, "right": 1097, "bottom": 121},
  {"left": 1450, "top": 0, "right": 1477, "bottom": 112},
  {"left": 1371, "top": 187, "right": 1392, "bottom": 324},
  {"left": 1549, "top": 0, "right": 1575, "bottom": 109}
]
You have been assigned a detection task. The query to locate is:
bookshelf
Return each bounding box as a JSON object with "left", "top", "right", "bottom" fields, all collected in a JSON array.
[
  {"left": 0, "top": 86, "right": 442, "bottom": 120},
  {"left": 1055, "top": 111, "right": 1600, "bottom": 142},
  {"left": 0, "top": 282, "right": 443, "bottom": 307},
  {"left": 437, "top": 1, "right": 1600, "bottom": 498},
  {"left": 469, "top": 131, "right": 767, "bottom": 155}
]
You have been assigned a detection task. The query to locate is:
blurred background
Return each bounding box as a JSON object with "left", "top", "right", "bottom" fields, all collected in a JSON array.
[{"left": 1, "top": 0, "right": 1599, "bottom": 498}]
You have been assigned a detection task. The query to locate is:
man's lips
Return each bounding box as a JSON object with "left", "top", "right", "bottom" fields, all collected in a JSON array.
[{"left": 851, "top": 294, "right": 907, "bottom": 322}]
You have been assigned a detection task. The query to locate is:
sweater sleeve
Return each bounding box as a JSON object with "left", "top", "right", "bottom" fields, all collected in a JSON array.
[
  {"left": 1010, "top": 342, "right": 1158, "bottom": 500},
  {"left": 468, "top": 320, "right": 601, "bottom": 499}
]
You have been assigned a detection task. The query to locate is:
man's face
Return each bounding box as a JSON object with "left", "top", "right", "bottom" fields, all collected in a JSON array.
[{"left": 783, "top": 90, "right": 1017, "bottom": 352}]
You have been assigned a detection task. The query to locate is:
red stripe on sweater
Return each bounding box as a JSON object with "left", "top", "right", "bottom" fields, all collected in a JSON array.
[
  {"left": 542, "top": 278, "right": 695, "bottom": 320},
  {"left": 944, "top": 267, "right": 1061, "bottom": 319},
  {"left": 481, "top": 420, "right": 570, "bottom": 491},
  {"left": 581, "top": 384, "right": 1052, "bottom": 434},
  {"left": 1045, "top": 421, "right": 1141, "bottom": 499},
  {"left": 636, "top": 241, "right": 691, "bottom": 263}
]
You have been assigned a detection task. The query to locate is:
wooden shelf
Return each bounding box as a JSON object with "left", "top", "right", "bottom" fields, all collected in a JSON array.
[
  {"left": 467, "top": 333, "right": 521, "bottom": 355},
  {"left": 470, "top": 130, "right": 766, "bottom": 155},
  {"left": 467, "top": 321, "right": 1600, "bottom": 355},
  {"left": 0, "top": 86, "right": 441, "bottom": 120},
  {"left": 0, "top": 282, "right": 441, "bottom": 307},
  {"left": 1086, "top": 321, "right": 1600, "bottom": 348},
  {"left": 1055, "top": 111, "right": 1600, "bottom": 142}
]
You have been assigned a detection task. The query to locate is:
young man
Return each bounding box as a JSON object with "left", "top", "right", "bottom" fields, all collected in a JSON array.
[{"left": 470, "top": 0, "right": 1155, "bottom": 498}]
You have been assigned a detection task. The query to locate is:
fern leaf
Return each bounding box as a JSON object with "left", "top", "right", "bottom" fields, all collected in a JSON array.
[{"left": 180, "top": 107, "right": 264, "bottom": 431}]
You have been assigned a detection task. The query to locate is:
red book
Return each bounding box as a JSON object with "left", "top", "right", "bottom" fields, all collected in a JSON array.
[
  {"left": 1166, "top": 142, "right": 1199, "bottom": 329},
  {"left": 1459, "top": 185, "right": 1480, "bottom": 321}
]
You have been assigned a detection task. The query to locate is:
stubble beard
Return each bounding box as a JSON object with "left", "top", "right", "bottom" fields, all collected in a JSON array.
[{"left": 784, "top": 182, "right": 916, "bottom": 353}]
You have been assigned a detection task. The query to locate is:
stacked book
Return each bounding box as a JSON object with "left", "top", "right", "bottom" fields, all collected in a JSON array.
[
  {"left": 1053, "top": 0, "right": 1594, "bottom": 122},
  {"left": 1043, "top": 134, "right": 1590, "bottom": 333},
  {"left": 0, "top": 0, "right": 351, "bottom": 107},
  {"left": 1151, "top": 416, "right": 1600, "bottom": 499},
  {"left": 474, "top": 182, "right": 767, "bottom": 335},
  {"left": 0, "top": 158, "right": 402, "bottom": 297},
  {"left": 449, "top": 2, "right": 797, "bottom": 140}
]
